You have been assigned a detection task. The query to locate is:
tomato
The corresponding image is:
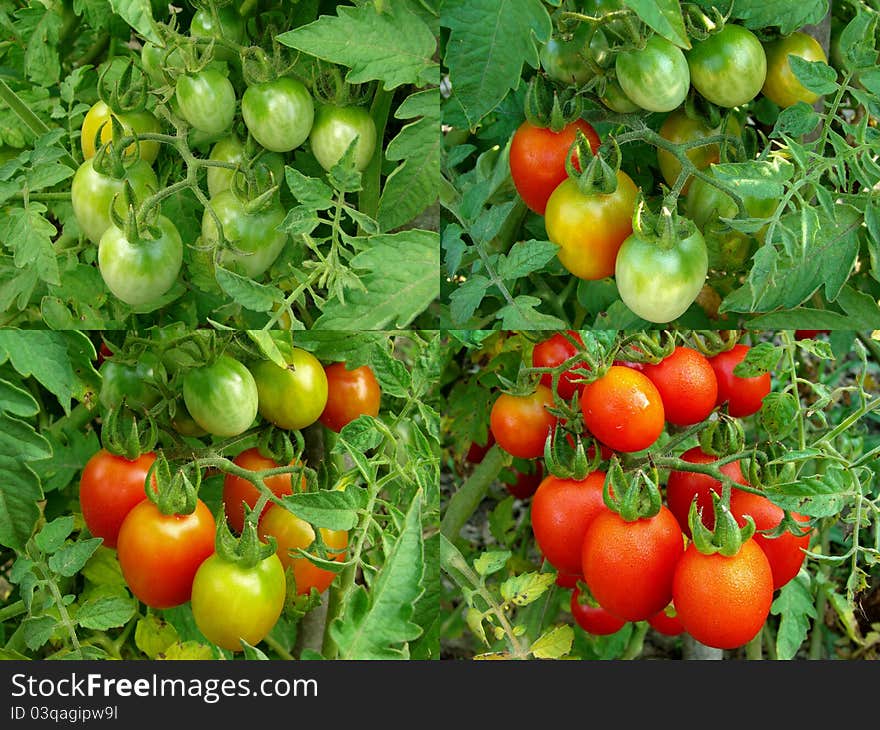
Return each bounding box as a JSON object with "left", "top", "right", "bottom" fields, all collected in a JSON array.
[
  {"left": 686, "top": 25, "right": 767, "bottom": 108},
  {"left": 183, "top": 355, "right": 259, "bottom": 437},
  {"left": 79, "top": 450, "right": 156, "bottom": 549},
  {"left": 242, "top": 77, "right": 314, "bottom": 153},
  {"left": 665, "top": 446, "right": 749, "bottom": 536},
  {"left": 176, "top": 69, "right": 236, "bottom": 135},
  {"left": 795, "top": 329, "right": 829, "bottom": 339},
  {"left": 571, "top": 588, "right": 627, "bottom": 635},
  {"left": 642, "top": 346, "right": 717, "bottom": 426},
  {"left": 530, "top": 471, "right": 608, "bottom": 575},
  {"left": 541, "top": 25, "right": 609, "bottom": 86},
  {"left": 171, "top": 400, "right": 206, "bottom": 437},
  {"left": 205, "top": 136, "right": 284, "bottom": 199},
  {"left": 615, "top": 35, "right": 690, "bottom": 112},
  {"left": 581, "top": 366, "right": 664, "bottom": 453},
  {"left": 98, "top": 353, "right": 161, "bottom": 412},
  {"left": 656, "top": 110, "right": 741, "bottom": 193},
  {"left": 140, "top": 41, "right": 183, "bottom": 87},
  {"left": 672, "top": 539, "right": 773, "bottom": 649},
  {"left": 648, "top": 605, "right": 684, "bottom": 636},
  {"left": 729, "top": 489, "right": 811, "bottom": 590},
  {"left": 508, "top": 119, "right": 600, "bottom": 215},
  {"left": 71, "top": 158, "right": 158, "bottom": 244},
  {"left": 222, "top": 448, "right": 306, "bottom": 535},
  {"left": 318, "top": 363, "right": 381, "bottom": 432},
  {"left": 489, "top": 385, "right": 557, "bottom": 459},
  {"left": 250, "top": 347, "right": 328, "bottom": 431},
  {"left": 531, "top": 331, "right": 588, "bottom": 400},
  {"left": 600, "top": 77, "right": 640, "bottom": 113},
  {"left": 202, "top": 190, "right": 287, "bottom": 278},
  {"left": 545, "top": 170, "right": 639, "bottom": 280},
  {"left": 505, "top": 461, "right": 543, "bottom": 500},
  {"left": 762, "top": 32, "right": 828, "bottom": 108},
  {"left": 555, "top": 571, "right": 580, "bottom": 588},
  {"left": 190, "top": 552, "right": 285, "bottom": 652},
  {"left": 309, "top": 105, "right": 377, "bottom": 172},
  {"left": 259, "top": 505, "right": 347, "bottom": 595},
  {"left": 709, "top": 344, "right": 771, "bottom": 417},
  {"left": 81, "top": 100, "right": 161, "bottom": 164},
  {"left": 190, "top": 6, "right": 246, "bottom": 46},
  {"left": 117, "top": 498, "right": 215, "bottom": 608},
  {"left": 98, "top": 216, "right": 183, "bottom": 307},
  {"left": 581, "top": 505, "right": 684, "bottom": 621},
  {"left": 615, "top": 224, "right": 708, "bottom": 324},
  {"left": 465, "top": 433, "right": 495, "bottom": 464}
]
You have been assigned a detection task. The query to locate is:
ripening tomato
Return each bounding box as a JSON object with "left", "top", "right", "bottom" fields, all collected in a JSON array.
[
  {"left": 508, "top": 119, "right": 600, "bottom": 215},
  {"left": 762, "top": 32, "right": 828, "bottom": 108},
  {"left": 190, "top": 552, "right": 285, "bottom": 652},
  {"left": 648, "top": 605, "right": 685, "bottom": 636},
  {"left": 615, "top": 35, "right": 690, "bottom": 112},
  {"left": 556, "top": 571, "right": 580, "bottom": 589},
  {"left": 79, "top": 450, "right": 156, "bottom": 549},
  {"left": 600, "top": 78, "right": 640, "bottom": 113},
  {"left": 581, "top": 505, "right": 684, "bottom": 621},
  {"left": 571, "top": 588, "right": 627, "bottom": 635},
  {"left": 729, "top": 489, "right": 811, "bottom": 589},
  {"left": 531, "top": 331, "right": 588, "bottom": 400},
  {"left": 319, "top": 363, "right": 381, "bottom": 432},
  {"left": 309, "top": 104, "right": 377, "bottom": 172},
  {"left": 251, "top": 347, "right": 328, "bottom": 431},
  {"left": 489, "top": 385, "right": 558, "bottom": 459},
  {"left": 505, "top": 461, "right": 543, "bottom": 500},
  {"left": 81, "top": 100, "right": 161, "bottom": 163},
  {"left": 642, "top": 346, "right": 718, "bottom": 426},
  {"left": 222, "top": 448, "right": 306, "bottom": 534},
  {"left": 709, "top": 344, "right": 771, "bottom": 417},
  {"left": 545, "top": 171, "right": 639, "bottom": 280},
  {"left": 673, "top": 539, "right": 773, "bottom": 649},
  {"left": 665, "top": 446, "right": 749, "bottom": 536},
  {"left": 259, "top": 505, "right": 348, "bottom": 595},
  {"left": 581, "top": 366, "right": 665, "bottom": 453},
  {"left": 686, "top": 24, "right": 767, "bottom": 108},
  {"left": 530, "top": 471, "right": 609, "bottom": 575},
  {"left": 117, "top": 499, "right": 215, "bottom": 608},
  {"left": 465, "top": 433, "right": 495, "bottom": 464},
  {"left": 656, "top": 110, "right": 740, "bottom": 193}
]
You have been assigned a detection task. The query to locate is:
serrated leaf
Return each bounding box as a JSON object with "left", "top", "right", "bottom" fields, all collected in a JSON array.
[
  {"left": 474, "top": 550, "right": 511, "bottom": 577},
  {"left": 47, "top": 538, "right": 102, "bottom": 577},
  {"left": 500, "top": 572, "right": 555, "bottom": 606},
  {"left": 279, "top": 205, "right": 321, "bottom": 236},
  {"left": 82, "top": 546, "right": 127, "bottom": 589},
  {"left": 22, "top": 615, "right": 57, "bottom": 650},
  {"left": 135, "top": 615, "right": 179, "bottom": 659},
  {"left": 0, "top": 415, "right": 51, "bottom": 550},
  {"left": 772, "top": 103, "right": 819, "bottom": 138},
  {"left": 718, "top": 0, "right": 828, "bottom": 35},
  {"left": 497, "top": 240, "right": 558, "bottom": 279},
  {"left": 160, "top": 641, "right": 215, "bottom": 660},
  {"left": 77, "top": 596, "right": 137, "bottom": 630},
  {"left": 760, "top": 392, "right": 800, "bottom": 440},
  {"left": 278, "top": 488, "right": 367, "bottom": 531},
  {"left": 215, "top": 267, "right": 281, "bottom": 312},
  {"left": 499, "top": 296, "right": 567, "bottom": 329},
  {"left": 109, "top": 0, "right": 161, "bottom": 44},
  {"left": 789, "top": 56, "right": 839, "bottom": 95},
  {"left": 0, "top": 378, "right": 39, "bottom": 417},
  {"left": 34, "top": 516, "right": 74, "bottom": 554},
  {"left": 0, "top": 331, "right": 80, "bottom": 412},
  {"left": 0, "top": 205, "right": 60, "bottom": 286},
  {"left": 771, "top": 575, "right": 815, "bottom": 659},
  {"left": 447, "top": 275, "right": 490, "bottom": 326},
  {"left": 623, "top": 0, "right": 689, "bottom": 48},
  {"left": 530, "top": 624, "right": 574, "bottom": 659},
  {"left": 284, "top": 168, "right": 334, "bottom": 209}
]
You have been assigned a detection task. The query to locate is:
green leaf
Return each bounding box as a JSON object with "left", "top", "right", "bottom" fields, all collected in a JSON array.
[
  {"left": 277, "top": 3, "right": 437, "bottom": 90},
  {"left": 0, "top": 205, "right": 61, "bottom": 286},
  {"left": 18, "top": 6, "right": 62, "bottom": 87},
  {"left": 447, "top": 275, "right": 490, "bottom": 326},
  {"left": 623, "top": 0, "right": 689, "bottom": 49},
  {"left": 497, "top": 240, "right": 558, "bottom": 279},
  {"left": 135, "top": 615, "right": 180, "bottom": 659},
  {"left": 76, "top": 596, "right": 137, "bottom": 631},
  {"left": 789, "top": 57, "right": 839, "bottom": 95},
  {"left": 160, "top": 641, "right": 215, "bottom": 660},
  {"left": 530, "top": 624, "right": 574, "bottom": 659},
  {"left": 717, "top": 0, "right": 829, "bottom": 35},
  {"left": 314, "top": 230, "right": 439, "bottom": 329},
  {"left": 82, "top": 547, "right": 127, "bottom": 589},
  {"left": 109, "top": 0, "right": 161, "bottom": 44},
  {"left": 284, "top": 168, "right": 334, "bottom": 210},
  {"left": 442, "top": 0, "right": 551, "bottom": 127},
  {"left": 329, "top": 493, "right": 425, "bottom": 659},
  {"left": 410, "top": 532, "right": 440, "bottom": 660},
  {"left": 0, "top": 378, "right": 39, "bottom": 417},
  {"left": 280, "top": 205, "right": 321, "bottom": 236},
  {"left": 34, "top": 516, "right": 74, "bottom": 554},
  {"left": 0, "top": 331, "right": 81, "bottom": 412},
  {"left": 215, "top": 267, "right": 282, "bottom": 313},
  {"left": 47, "top": 538, "right": 102, "bottom": 577},
  {"left": 498, "top": 296, "right": 566, "bottom": 329},
  {"left": 0, "top": 415, "right": 51, "bottom": 550},
  {"left": 760, "top": 392, "right": 800, "bottom": 440},
  {"left": 817, "top": 572, "right": 863, "bottom": 644},
  {"left": 500, "top": 571, "right": 555, "bottom": 606},
  {"left": 771, "top": 575, "right": 816, "bottom": 659},
  {"left": 278, "top": 489, "right": 368, "bottom": 532},
  {"left": 22, "top": 615, "right": 57, "bottom": 651},
  {"left": 771, "top": 103, "right": 819, "bottom": 138},
  {"left": 474, "top": 550, "right": 512, "bottom": 577}
]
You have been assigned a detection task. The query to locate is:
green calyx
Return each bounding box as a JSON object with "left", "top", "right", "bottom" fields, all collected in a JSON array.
[
  {"left": 603, "top": 458, "right": 662, "bottom": 522},
  {"left": 523, "top": 74, "right": 584, "bottom": 132},
  {"left": 101, "top": 404, "right": 158, "bottom": 461},
  {"left": 215, "top": 505, "right": 277, "bottom": 569},
  {"left": 568, "top": 133, "right": 621, "bottom": 197},
  {"left": 615, "top": 331, "right": 676, "bottom": 366},
  {"left": 689, "top": 491, "right": 756, "bottom": 557},
  {"left": 698, "top": 414, "right": 745, "bottom": 456},
  {"left": 256, "top": 425, "right": 302, "bottom": 467},
  {"left": 145, "top": 453, "right": 201, "bottom": 517},
  {"left": 543, "top": 426, "right": 602, "bottom": 481}
]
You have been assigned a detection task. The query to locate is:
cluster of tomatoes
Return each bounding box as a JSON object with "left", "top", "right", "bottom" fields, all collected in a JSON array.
[
  {"left": 509, "top": 6, "right": 828, "bottom": 323},
  {"left": 71, "top": 4, "right": 376, "bottom": 308},
  {"left": 79, "top": 344, "right": 381, "bottom": 652},
  {"left": 483, "top": 332, "right": 812, "bottom": 650}
]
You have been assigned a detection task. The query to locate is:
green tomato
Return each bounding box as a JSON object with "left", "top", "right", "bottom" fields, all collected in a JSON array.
[
  {"left": 242, "top": 78, "right": 314, "bottom": 153},
  {"left": 762, "top": 32, "right": 828, "bottom": 108},
  {"left": 687, "top": 25, "right": 767, "bottom": 108},
  {"left": 600, "top": 77, "right": 640, "bottom": 113},
  {"left": 183, "top": 355, "right": 259, "bottom": 437},
  {"left": 98, "top": 216, "right": 183, "bottom": 307},
  {"left": 99, "top": 354, "right": 162, "bottom": 412},
  {"left": 202, "top": 190, "right": 287, "bottom": 278},
  {"left": 71, "top": 159, "right": 159, "bottom": 244},
  {"left": 190, "top": 6, "right": 246, "bottom": 65},
  {"left": 309, "top": 105, "right": 377, "bottom": 172},
  {"left": 615, "top": 35, "right": 690, "bottom": 112},
  {"left": 190, "top": 552, "right": 285, "bottom": 652},
  {"left": 206, "top": 135, "right": 284, "bottom": 198},
  {"left": 656, "top": 110, "right": 741, "bottom": 193},
  {"left": 615, "top": 224, "right": 708, "bottom": 324},
  {"left": 583, "top": 0, "right": 629, "bottom": 39},
  {"left": 171, "top": 399, "right": 207, "bottom": 437},
  {"left": 540, "top": 25, "right": 610, "bottom": 86},
  {"left": 250, "top": 347, "right": 328, "bottom": 431},
  {"left": 176, "top": 69, "right": 236, "bottom": 135}
]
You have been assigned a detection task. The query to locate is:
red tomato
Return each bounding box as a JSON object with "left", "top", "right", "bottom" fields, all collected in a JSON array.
[
  {"left": 79, "top": 450, "right": 156, "bottom": 549},
  {"left": 555, "top": 571, "right": 581, "bottom": 588},
  {"left": 673, "top": 539, "right": 773, "bottom": 649},
  {"left": 117, "top": 499, "right": 215, "bottom": 608},
  {"left": 319, "top": 363, "right": 381, "bottom": 432},
  {"left": 795, "top": 330, "right": 829, "bottom": 339},
  {"left": 531, "top": 471, "right": 608, "bottom": 575},
  {"left": 648, "top": 606, "right": 685, "bottom": 636},
  {"left": 508, "top": 119, "right": 600, "bottom": 215},
  {"left": 490, "top": 385, "right": 558, "bottom": 459},
  {"left": 505, "top": 461, "right": 543, "bottom": 500},
  {"left": 709, "top": 344, "right": 771, "bottom": 417},
  {"left": 571, "top": 587, "right": 627, "bottom": 635},
  {"left": 665, "top": 446, "right": 749, "bottom": 537},
  {"left": 531, "top": 331, "right": 588, "bottom": 400},
  {"left": 642, "top": 346, "right": 718, "bottom": 426},
  {"left": 581, "top": 366, "right": 665, "bottom": 452},
  {"left": 729, "top": 489, "right": 811, "bottom": 589},
  {"left": 465, "top": 433, "right": 495, "bottom": 464},
  {"left": 222, "top": 448, "right": 305, "bottom": 535},
  {"left": 581, "top": 506, "right": 684, "bottom": 621}
]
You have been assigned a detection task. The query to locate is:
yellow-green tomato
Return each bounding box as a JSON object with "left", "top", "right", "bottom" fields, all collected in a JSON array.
[
  {"left": 762, "top": 32, "right": 828, "bottom": 108},
  {"left": 686, "top": 25, "right": 767, "bottom": 108},
  {"left": 615, "top": 35, "right": 690, "bottom": 112},
  {"left": 190, "top": 552, "right": 286, "bottom": 652},
  {"left": 250, "top": 347, "right": 328, "bottom": 431},
  {"left": 309, "top": 105, "right": 377, "bottom": 172},
  {"left": 656, "top": 110, "right": 741, "bottom": 193},
  {"left": 81, "top": 100, "right": 162, "bottom": 163}
]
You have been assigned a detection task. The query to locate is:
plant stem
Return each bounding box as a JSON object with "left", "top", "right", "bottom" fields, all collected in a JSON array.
[
  {"left": 621, "top": 622, "right": 648, "bottom": 659},
  {"left": 0, "top": 80, "right": 77, "bottom": 170},
  {"left": 808, "top": 526, "right": 832, "bottom": 659},
  {"left": 440, "top": 445, "right": 506, "bottom": 540},
  {"left": 745, "top": 630, "right": 763, "bottom": 659},
  {"left": 0, "top": 600, "right": 26, "bottom": 622},
  {"left": 358, "top": 86, "right": 394, "bottom": 229}
]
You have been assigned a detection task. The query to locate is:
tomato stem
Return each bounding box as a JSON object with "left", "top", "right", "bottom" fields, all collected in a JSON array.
[
  {"left": 357, "top": 85, "right": 393, "bottom": 228},
  {"left": 440, "top": 445, "right": 506, "bottom": 540}
]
